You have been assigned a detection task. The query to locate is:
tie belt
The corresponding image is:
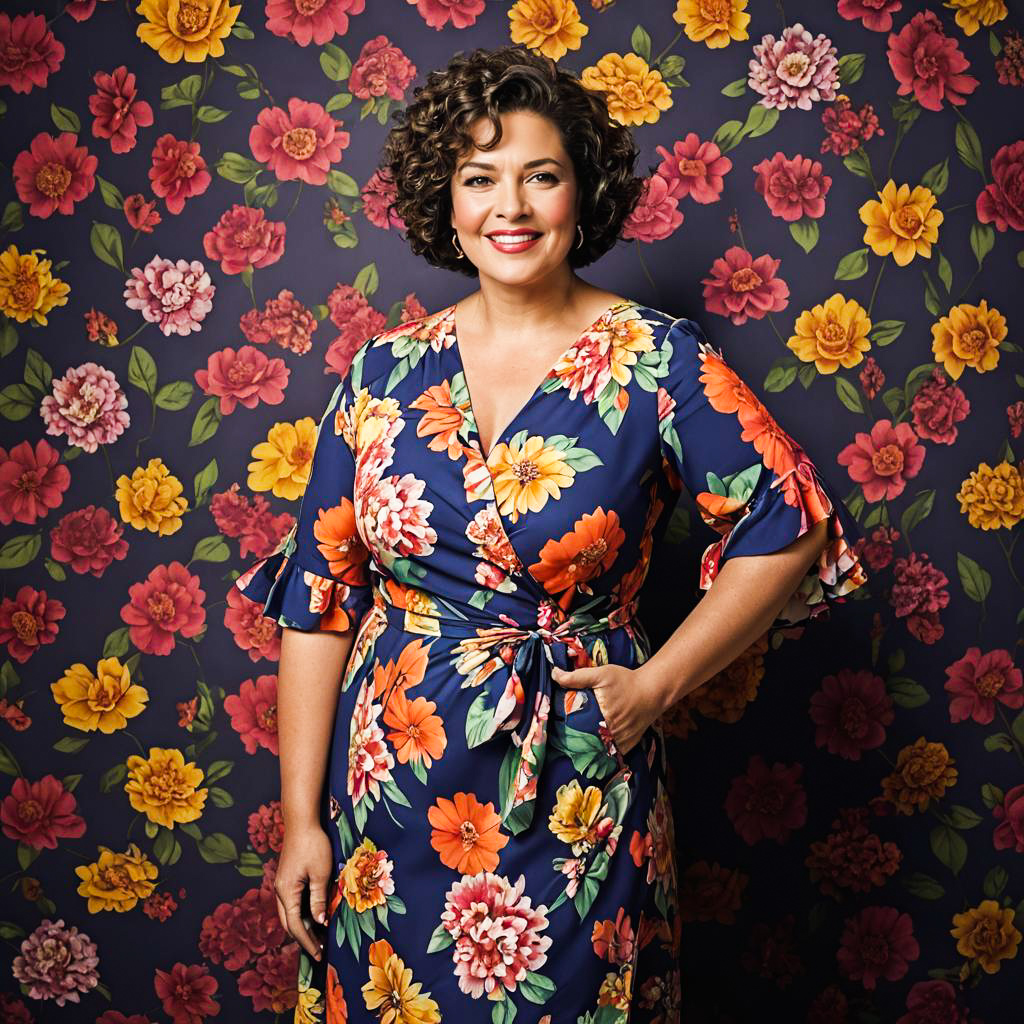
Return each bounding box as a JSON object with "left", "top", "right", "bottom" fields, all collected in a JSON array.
[{"left": 370, "top": 589, "right": 641, "bottom": 836}]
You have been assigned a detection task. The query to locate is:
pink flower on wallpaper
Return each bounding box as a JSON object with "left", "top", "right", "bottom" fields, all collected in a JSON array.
[
  {"left": 11, "top": 918, "right": 99, "bottom": 1006},
  {"left": 620, "top": 173, "right": 683, "bottom": 243},
  {"left": 361, "top": 167, "right": 408, "bottom": 231},
  {"left": 40, "top": 362, "right": 130, "bottom": 453},
  {"left": 837, "top": 0, "right": 902, "bottom": 33},
  {"left": 199, "top": 883, "right": 284, "bottom": 969},
  {"left": 350, "top": 35, "right": 417, "bottom": 100},
  {"left": 49, "top": 504, "right": 130, "bottom": 576},
  {"left": 0, "top": 585, "right": 65, "bottom": 663},
  {"left": 237, "top": 944, "right": 299, "bottom": 1014},
  {"left": 240, "top": 288, "right": 319, "bottom": 355},
  {"left": 195, "top": 346, "right": 290, "bottom": 415},
  {"left": 249, "top": 97, "right": 351, "bottom": 186},
  {"left": 805, "top": 806, "right": 902, "bottom": 897},
  {"left": 897, "top": 980, "right": 971, "bottom": 1024},
  {"left": 225, "top": 675, "right": 279, "bottom": 755},
  {"left": 153, "top": 963, "right": 220, "bottom": 1024},
  {"left": 753, "top": 152, "right": 832, "bottom": 221},
  {"left": 202, "top": 205, "right": 286, "bottom": 275},
  {"left": 407, "top": 0, "right": 486, "bottom": 31},
  {"left": 248, "top": 800, "right": 285, "bottom": 854},
  {"left": 223, "top": 584, "right": 284, "bottom": 664},
  {"left": 701, "top": 246, "right": 789, "bottom": 325},
  {"left": 910, "top": 367, "right": 970, "bottom": 443},
  {"left": 399, "top": 293, "right": 428, "bottom": 322},
  {"left": 992, "top": 783, "right": 1024, "bottom": 853},
  {"left": 1, "top": 774, "right": 86, "bottom": 848},
  {"left": 821, "top": 96, "right": 884, "bottom": 157},
  {"left": 0, "top": 993, "right": 35, "bottom": 1023},
  {"left": 124, "top": 255, "right": 216, "bottom": 336},
  {"left": 837, "top": 419, "right": 926, "bottom": 502},
  {"left": 124, "top": 193, "right": 162, "bottom": 232},
  {"left": 89, "top": 65, "right": 154, "bottom": 154},
  {"left": 12, "top": 132, "right": 97, "bottom": 217},
  {"left": 809, "top": 668, "right": 894, "bottom": 760},
  {"left": 0, "top": 12, "right": 65, "bottom": 93},
  {"left": 265, "top": 0, "right": 365, "bottom": 45},
  {"left": 887, "top": 11, "right": 979, "bottom": 111},
  {"left": 211, "top": 482, "right": 294, "bottom": 559},
  {"left": 654, "top": 133, "right": 732, "bottom": 204},
  {"left": 149, "top": 133, "right": 212, "bottom": 214},
  {"left": 858, "top": 524, "right": 901, "bottom": 572},
  {"left": 890, "top": 552, "right": 950, "bottom": 644},
  {"left": 724, "top": 755, "right": 807, "bottom": 845},
  {"left": 944, "top": 647, "right": 1023, "bottom": 725},
  {"left": 976, "top": 140, "right": 1024, "bottom": 232},
  {"left": 120, "top": 561, "right": 206, "bottom": 656},
  {"left": 324, "top": 283, "right": 388, "bottom": 376},
  {"left": 748, "top": 23, "right": 839, "bottom": 111},
  {"left": 837, "top": 905, "right": 919, "bottom": 989},
  {"left": 0, "top": 439, "right": 71, "bottom": 525},
  {"left": 65, "top": 0, "right": 104, "bottom": 21}
]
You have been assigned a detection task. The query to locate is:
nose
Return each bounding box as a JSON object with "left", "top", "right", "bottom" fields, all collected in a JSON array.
[{"left": 494, "top": 177, "right": 530, "bottom": 220}]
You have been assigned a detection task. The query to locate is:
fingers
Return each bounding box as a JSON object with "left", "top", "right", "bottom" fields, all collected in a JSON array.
[
  {"left": 551, "top": 665, "right": 597, "bottom": 689},
  {"left": 308, "top": 867, "right": 329, "bottom": 927},
  {"left": 275, "top": 882, "right": 324, "bottom": 962}
]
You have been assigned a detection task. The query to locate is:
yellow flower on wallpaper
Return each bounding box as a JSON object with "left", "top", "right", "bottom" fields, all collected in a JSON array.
[
  {"left": 930, "top": 299, "right": 1006, "bottom": 380},
  {"left": 51, "top": 657, "right": 149, "bottom": 734},
  {"left": 673, "top": 0, "right": 750, "bottom": 48},
  {"left": 0, "top": 245, "right": 71, "bottom": 326},
  {"left": 74, "top": 842, "right": 158, "bottom": 912},
  {"left": 124, "top": 747, "right": 208, "bottom": 828},
  {"left": 248, "top": 417, "right": 317, "bottom": 500},
  {"left": 787, "top": 293, "right": 872, "bottom": 374},
  {"left": 135, "top": 0, "right": 241, "bottom": 63},
  {"left": 580, "top": 52, "right": 673, "bottom": 127},
  {"left": 951, "top": 900, "right": 1021, "bottom": 973},
  {"left": 508, "top": 0, "right": 588, "bottom": 61},
  {"left": 116, "top": 457, "right": 189, "bottom": 535},
  {"left": 956, "top": 461, "right": 1024, "bottom": 530},
  {"left": 943, "top": 0, "right": 1008, "bottom": 35},
  {"left": 880, "top": 737, "right": 957, "bottom": 814},
  {"left": 858, "top": 180, "right": 943, "bottom": 266}
]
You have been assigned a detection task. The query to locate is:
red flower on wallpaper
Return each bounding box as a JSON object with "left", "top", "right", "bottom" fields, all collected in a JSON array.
[
  {"left": 120, "top": 562, "right": 206, "bottom": 656},
  {"left": 195, "top": 345, "right": 290, "bottom": 414},
  {"left": 149, "top": 133, "right": 212, "bottom": 214},
  {"left": 89, "top": 65, "right": 155, "bottom": 154},
  {"left": 202, "top": 204, "right": 287, "bottom": 275},
  {"left": 12, "top": 131, "right": 97, "bottom": 218},
  {"left": 0, "top": 774, "right": 86, "bottom": 849},
  {"left": 944, "top": 646, "right": 1023, "bottom": 724},
  {"left": 265, "top": 0, "right": 365, "bottom": 46},
  {"left": 223, "top": 585, "right": 284, "bottom": 664},
  {"left": 153, "top": 963, "right": 220, "bottom": 1024},
  {"left": 198, "top": 883, "right": 285, "bottom": 970},
  {"left": 992, "top": 783, "right": 1024, "bottom": 853},
  {"left": 0, "top": 439, "right": 71, "bottom": 526},
  {"left": 976, "top": 139, "right": 1024, "bottom": 232},
  {"left": 323, "top": 283, "right": 388, "bottom": 376},
  {"left": 406, "top": 0, "right": 485, "bottom": 31},
  {"left": 362, "top": 167, "right": 408, "bottom": 231},
  {"left": 897, "top": 980, "right": 972, "bottom": 1024},
  {"left": 753, "top": 151, "right": 832, "bottom": 221},
  {"left": 123, "top": 193, "right": 162, "bottom": 232},
  {"left": 239, "top": 288, "right": 320, "bottom": 355},
  {"left": 837, "top": 905, "right": 919, "bottom": 989},
  {"left": 249, "top": 97, "right": 351, "bottom": 186},
  {"left": 909, "top": 367, "right": 971, "bottom": 444},
  {"left": 809, "top": 668, "right": 894, "bottom": 760},
  {"left": 350, "top": 34, "right": 418, "bottom": 101},
  {"left": 620, "top": 173, "right": 684, "bottom": 243},
  {"left": 654, "top": 132, "right": 732, "bottom": 204},
  {"left": 0, "top": 12, "right": 65, "bottom": 93},
  {"left": 887, "top": 10, "right": 979, "bottom": 111},
  {"left": 837, "top": 0, "right": 903, "bottom": 33},
  {"left": 49, "top": 504, "right": 130, "bottom": 577},
  {"left": 224, "top": 675, "right": 280, "bottom": 755},
  {"left": 724, "top": 755, "right": 807, "bottom": 844},
  {"left": 701, "top": 245, "right": 790, "bottom": 325},
  {"left": 238, "top": 944, "right": 300, "bottom": 1014},
  {"left": 0, "top": 586, "right": 65, "bottom": 663},
  {"left": 837, "top": 419, "right": 927, "bottom": 502}
]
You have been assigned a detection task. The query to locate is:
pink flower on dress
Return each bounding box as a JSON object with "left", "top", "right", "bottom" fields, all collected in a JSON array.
[
  {"left": 0, "top": 12, "right": 65, "bottom": 93},
  {"left": 40, "top": 362, "right": 130, "bottom": 453},
  {"left": 1, "top": 774, "right": 86, "bottom": 848},
  {"left": 265, "top": 0, "right": 365, "bottom": 45},
  {"left": 153, "top": 963, "right": 220, "bottom": 1024},
  {"left": 361, "top": 167, "right": 407, "bottom": 231},
  {"left": 701, "top": 245, "right": 789, "bottom": 325},
  {"left": 837, "top": 419, "right": 926, "bottom": 502},
  {"left": 837, "top": 905, "right": 919, "bottom": 990},
  {"left": 348, "top": 678, "right": 394, "bottom": 805},
  {"left": 350, "top": 35, "right": 417, "bottom": 101},
  {"left": 992, "top": 783, "right": 1024, "bottom": 853},
  {"left": 149, "top": 133, "right": 212, "bottom": 214},
  {"left": 407, "top": 0, "right": 485, "bottom": 31},
  {"left": 194, "top": 346, "right": 290, "bottom": 415},
  {"left": 89, "top": 66, "right": 154, "bottom": 154},
  {"left": 887, "top": 11, "right": 979, "bottom": 112},
  {"left": 753, "top": 152, "right": 832, "bottom": 221},
  {"left": 13, "top": 131, "right": 97, "bottom": 217},
  {"left": 0, "top": 439, "right": 70, "bottom": 525},
  {"left": 620, "top": 173, "right": 683, "bottom": 243},
  {"left": 976, "top": 140, "right": 1024, "bottom": 232},
  {"left": 944, "top": 647, "right": 1023, "bottom": 725},
  {"left": 249, "top": 97, "right": 350, "bottom": 186},
  {"left": 225, "top": 675, "right": 280, "bottom": 755},
  {"left": 837, "top": 0, "right": 902, "bottom": 32},
  {"left": 120, "top": 561, "right": 206, "bottom": 656},
  {"left": 440, "top": 872, "right": 551, "bottom": 997},
  {"left": 124, "top": 254, "right": 216, "bottom": 336},
  {"left": 49, "top": 504, "right": 130, "bottom": 576},
  {"left": 809, "top": 668, "right": 894, "bottom": 760},
  {"left": 202, "top": 204, "right": 286, "bottom": 275},
  {"left": 748, "top": 23, "right": 839, "bottom": 111},
  {"left": 655, "top": 133, "right": 732, "bottom": 204},
  {"left": 11, "top": 918, "right": 99, "bottom": 1006},
  {"left": 725, "top": 755, "right": 807, "bottom": 845},
  {"left": 0, "top": 585, "right": 65, "bottom": 663},
  {"left": 240, "top": 288, "right": 319, "bottom": 355},
  {"left": 360, "top": 473, "right": 437, "bottom": 561}
]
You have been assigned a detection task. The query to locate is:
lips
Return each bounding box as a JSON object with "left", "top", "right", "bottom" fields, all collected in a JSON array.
[{"left": 486, "top": 232, "right": 542, "bottom": 240}]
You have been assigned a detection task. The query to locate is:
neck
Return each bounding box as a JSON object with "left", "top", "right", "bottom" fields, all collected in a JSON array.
[{"left": 465, "top": 268, "right": 593, "bottom": 338}]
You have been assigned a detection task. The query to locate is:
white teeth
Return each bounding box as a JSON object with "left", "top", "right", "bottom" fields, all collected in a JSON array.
[{"left": 490, "top": 234, "right": 539, "bottom": 243}]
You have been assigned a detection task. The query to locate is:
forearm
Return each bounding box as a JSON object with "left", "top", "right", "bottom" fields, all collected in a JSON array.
[
  {"left": 641, "top": 519, "right": 829, "bottom": 709},
  {"left": 277, "top": 625, "right": 355, "bottom": 830}
]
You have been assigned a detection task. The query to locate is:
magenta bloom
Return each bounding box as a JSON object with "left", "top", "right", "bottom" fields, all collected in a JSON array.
[
  {"left": 120, "top": 561, "right": 206, "bottom": 656},
  {"left": 748, "top": 23, "right": 839, "bottom": 111},
  {"left": 224, "top": 675, "right": 280, "bottom": 756},
  {"left": 13, "top": 131, "right": 97, "bottom": 218},
  {"left": 992, "top": 783, "right": 1024, "bottom": 853},
  {"left": 202, "top": 204, "right": 286, "bottom": 275},
  {"left": 240, "top": 288, "right": 319, "bottom": 355},
  {"left": 837, "top": 905, "right": 919, "bottom": 990},
  {"left": 0, "top": 439, "right": 70, "bottom": 525},
  {"left": 1, "top": 774, "right": 86, "bottom": 849},
  {"left": 837, "top": 419, "right": 926, "bottom": 502},
  {"left": 49, "top": 504, "right": 130, "bottom": 577},
  {"left": 976, "top": 140, "right": 1024, "bottom": 232},
  {"left": 0, "top": 12, "right": 65, "bottom": 93},
  {"left": 12, "top": 918, "right": 99, "bottom": 1006},
  {"left": 701, "top": 245, "right": 789, "bottom": 325},
  {"left": 944, "top": 646, "right": 1023, "bottom": 724},
  {"left": 838, "top": 0, "right": 902, "bottom": 32},
  {"left": 753, "top": 151, "right": 832, "bottom": 221},
  {"left": 148, "top": 133, "right": 211, "bottom": 214},
  {"left": 195, "top": 346, "right": 290, "bottom": 415},
  {"left": 265, "top": 0, "right": 365, "bottom": 46},
  {"left": 654, "top": 132, "right": 732, "bottom": 204},
  {"left": 249, "top": 97, "right": 350, "bottom": 186},
  {"left": 724, "top": 755, "right": 807, "bottom": 844},
  {"left": 809, "top": 668, "right": 894, "bottom": 760},
  {"left": 887, "top": 11, "right": 979, "bottom": 111},
  {"left": 124, "top": 254, "right": 216, "bottom": 336},
  {"left": 0, "top": 585, "right": 65, "bottom": 663},
  {"left": 350, "top": 34, "right": 417, "bottom": 101},
  {"left": 620, "top": 173, "right": 683, "bottom": 243},
  {"left": 89, "top": 65, "right": 154, "bottom": 154},
  {"left": 407, "top": 0, "right": 485, "bottom": 31}
]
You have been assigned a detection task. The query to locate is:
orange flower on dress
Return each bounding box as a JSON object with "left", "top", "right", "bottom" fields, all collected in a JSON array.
[
  {"left": 382, "top": 689, "right": 447, "bottom": 768},
  {"left": 326, "top": 962, "right": 348, "bottom": 1023},
  {"left": 409, "top": 380, "right": 468, "bottom": 459},
  {"left": 313, "top": 497, "right": 370, "bottom": 585},
  {"left": 530, "top": 507, "right": 625, "bottom": 608},
  {"left": 371, "top": 637, "right": 430, "bottom": 700},
  {"left": 427, "top": 792, "right": 509, "bottom": 874}
]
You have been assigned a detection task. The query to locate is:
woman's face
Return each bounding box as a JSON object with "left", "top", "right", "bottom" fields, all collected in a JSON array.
[{"left": 449, "top": 109, "right": 581, "bottom": 287}]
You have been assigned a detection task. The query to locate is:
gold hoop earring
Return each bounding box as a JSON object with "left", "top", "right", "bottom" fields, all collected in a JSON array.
[
  {"left": 452, "top": 231, "right": 465, "bottom": 259},
  {"left": 575, "top": 224, "right": 584, "bottom": 250}
]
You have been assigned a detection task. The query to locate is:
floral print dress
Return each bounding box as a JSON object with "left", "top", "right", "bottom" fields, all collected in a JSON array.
[{"left": 234, "top": 299, "right": 869, "bottom": 1024}]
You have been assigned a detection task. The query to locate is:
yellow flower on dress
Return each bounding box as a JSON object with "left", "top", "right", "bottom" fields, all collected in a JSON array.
[
  {"left": 597, "top": 965, "right": 633, "bottom": 1009},
  {"left": 247, "top": 417, "right": 317, "bottom": 500},
  {"left": 951, "top": 899, "right": 1021, "bottom": 973},
  {"left": 124, "top": 747, "right": 208, "bottom": 828},
  {"left": 362, "top": 938, "right": 441, "bottom": 1024},
  {"left": 930, "top": 299, "right": 1006, "bottom": 380},
  {"left": 580, "top": 53, "right": 673, "bottom": 127},
  {"left": 787, "top": 293, "right": 872, "bottom": 374},
  {"left": 73, "top": 842, "right": 158, "bottom": 912},
  {"left": 293, "top": 984, "right": 324, "bottom": 1024},
  {"left": 341, "top": 837, "right": 395, "bottom": 913},
  {"left": 488, "top": 435, "right": 574, "bottom": 524},
  {"left": 550, "top": 778, "right": 603, "bottom": 850},
  {"left": 115, "top": 457, "right": 189, "bottom": 535},
  {"left": 0, "top": 245, "right": 71, "bottom": 326},
  {"left": 956, "top": 461, "right": 1024, "bottom": 530},
  {"left": 858, "top": 180, "right": 943, "bottom": 266},
  {"left": 673, "top": 0, "right": 750, "bottom": 48},
  {"left": 508, "top": 0, "right": 588, "bottom": 61},
  {"left": 880, "top": 737, "right": 957, "bottom": 814},
  {"left": 943, "top": 0, "right": 1007, "bottom": 35},
  {"left": 135, "top": 0, "right": 241, "bottom": 63},
  {"left": 51, "top": 657, "right": 149, "bottom": 733}
]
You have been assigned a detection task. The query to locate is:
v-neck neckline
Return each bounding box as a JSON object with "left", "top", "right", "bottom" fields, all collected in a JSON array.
[{"left": 448, "top": 297, "right": 637, "bottom": 462}]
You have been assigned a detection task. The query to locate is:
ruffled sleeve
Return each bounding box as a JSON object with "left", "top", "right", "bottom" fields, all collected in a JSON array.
[
  {"left": 234, "top": 365, "right": 374, "bottom": 634},
  {"left": 656, "top": 316, "right": 869, "bottom": 628}
]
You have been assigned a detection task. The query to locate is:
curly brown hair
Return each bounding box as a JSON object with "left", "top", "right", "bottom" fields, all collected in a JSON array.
[{"left": 379, "top": 44, "right": 647, "bottom": 278}]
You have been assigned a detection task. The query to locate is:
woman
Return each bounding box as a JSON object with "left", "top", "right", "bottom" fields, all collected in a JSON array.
[{"left": 234, "top": 44, "right": 869, "bottom": 1024}]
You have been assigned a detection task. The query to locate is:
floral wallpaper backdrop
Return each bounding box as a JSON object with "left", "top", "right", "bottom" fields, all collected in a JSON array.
[{"left": 0, "top": 0, "right": 1021, "bottom": 1021}]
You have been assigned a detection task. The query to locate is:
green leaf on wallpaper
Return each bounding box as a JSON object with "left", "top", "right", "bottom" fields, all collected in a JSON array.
[
  {"left": 842, "top": 147, "right": 873, "bottom": 181},
  {"left": 190, "top": 397, "right": 222, "bottom": 446},
  {"left": 920, "top": 158, "right": 949, "bottom": 196},
  {"left": 900, "top": 490, "right": 934, "bottom": 535},
  {"left": 631, "top": 25, "right": 652, "bottom": 64},
  {"left": 320, "top": 43, "right": 352, "bottom": 82},
  {"left": 983, "top": 866, "right": 1008, "bottom": 901},
  {"left": 244, "top": 178, "right": 278, "bottom": 208},
  {"left": 217, "top": 152, "right": 263, "bottom": 184},
  {"left": 891, "top": 96, "right": 922, "bottom": 132},
  {"left": 886, "top": 677, "right": 929, "bottom": 708},
  {"left": 161, "top": 75, "right": 202, "bottom": 109},
  {"left": 764, "top": 362, "right": 798, "bottom": 393},
  {"left": 989, "top": 29, "right": 1002, "bottom": 55},
  {"left": 230, "top": 19, "right": 254, "bottom": 39},
  {"left": 197, "top": 832, "right": 239, "bottom": 864},
  {"left": 44, "top": 558, "right": 66, "bottom": 583},
  {"left": 354, "top": 263, "right": 379, "bottom": 298},
  {"left": 937, "top": 250, "right": 953, "bottom": 292},
  {"left": 360, "top": 96, "right": 375, "bottom": 120},
  {"left": 0, "top": 742, "right": 20, "bottom": 776},
  {"left": 102, "top": 626, "right": 131, "bottom": 659},
  {"left": 1012, "top": 711, "right": 1024, "bottom": 746},
  {"left": 50, "top": 102, "right": 81, "bottom": 133},
  {"left": 326, "top": 92, "right": 353, "bottom": 113},
  {"left": 53, "top": 735, "right": 89, "bottom": 753},
  {"left": 218, "top": 63, "right": 246, "bottom": 76},
  {"left": 930, "top": 824, "right": 967, "bottom": 875},
  {"left": 869, "top": 320, "right": 904, "bottom": 346},
  {"left": 96, "top": 175, "right": 126, "bottom": 211},
  {"left": 377, "top": 98, "right": 392, "bottom": 126},
  {"left": 192, "top": 536, "right": 230, "bottom": 563},
  {"left": 901, "top": 872, "right": 945, "bottom": 900},
  {"left": 1, "top": 200, "right": 22, "bottom": 233},
  {"left": 24, "top": 348, "right": 52, "bottom": 392},
  {"left": 155, "top": 380, "right": 194, "bottom": 411},
  {"left": 922, "top": 269, "right": 940, "bottom": 316},
  {"left": 789, "top": 217, "right": 819, "bottom": 254},
  {"left": 17, "top": 843, "right": 40, "bottom": 872},
  {"left": 209, "top": 787, "right": 233, "bottom": 809},
  {"left": 194, "top": 459, "right": 218, "bottom": 507},
  {"left": 0, "top": 383, "right": 35, "bottom": 421},
  {"left": 956, "top": 552, "right": 991, "bottom": 603},
  {"left": 980, "top": 783, "right": 1004, "bottom": 809},
  {"left": 742, "top": 103, "right": 778, "bottom": 139},
  {"left": 99, "top": 763, "right": 127, "bottom": 792},
  {"left": 944, "top": 805, "right": 984, "bottom": 830},
  {"left": 833, "top": 375, "right": 863, "bottom": 414},
  {"left": 954, "top": 119, "right": 984, "bottom": 173},
  {"left": 970, "top": 222, "right": 995, "bottom": 267},
  {"left": 835, "top": 248, "right": 869, "bottom": 280},
  {"left": 837, "top": 53, "right": 865, "bottom": 85},
  {"left": 90, "top": 222, "right": 124, "bottom": 273},
  {"left": 327, "top": 169, "right": 360, "bottom": 197},
  {"left": 0, "top": 660, "right": 17, "bottom": 697},
  {"left": 711, "top": 119, "right": 744, "bottom": 153},
  {"left": 128, "top": 346, "right": 158, "bottom": 395},
  {"left": 0, "top": 534, "right": 40, "bottom": 570},
  {"left": 983, "top": 732, "right": 1013, "bottom": 753},
  {"left": 658, "top": 55, "right": 686, "bottom": 79},
  {"left": 196, "top": 105, "right": 231, "bottom": 124},
  {"left": 332, "top": 221, "right": 359, "bottom": 248},
  {"left": 1017, "top": 249, "right": 1024, "bottom": 268},
  {"left": 721, "top": 77, "right": 747, "bottom": 96}
]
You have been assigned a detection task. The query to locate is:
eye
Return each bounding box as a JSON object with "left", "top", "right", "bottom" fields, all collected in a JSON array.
[{"left": 463, "top": 172, "right": 559, "bottom": 186}]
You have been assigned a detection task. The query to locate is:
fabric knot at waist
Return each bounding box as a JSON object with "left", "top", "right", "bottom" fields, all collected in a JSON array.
[{"left": 371, "top": 587, "right": 641, "bottom": 836}]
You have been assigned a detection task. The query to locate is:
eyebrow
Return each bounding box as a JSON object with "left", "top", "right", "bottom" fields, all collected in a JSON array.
[{"left": 458, "top": 158, "right": 564, "bottom": 172}]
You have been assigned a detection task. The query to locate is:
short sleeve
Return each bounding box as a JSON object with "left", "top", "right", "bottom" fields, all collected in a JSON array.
[
  {"left": 656, "top": 316, "right": 869, "bottom": 628},
  {"left": 233, "top": 366, "right": 374, "bottom": 634}
]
